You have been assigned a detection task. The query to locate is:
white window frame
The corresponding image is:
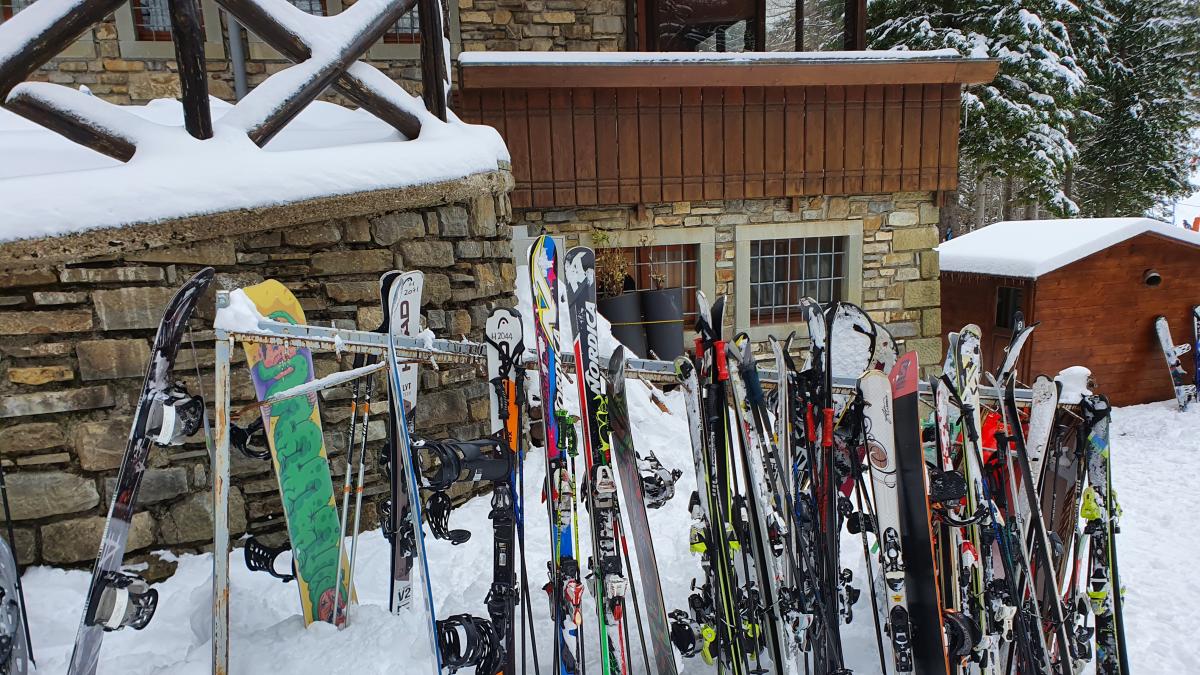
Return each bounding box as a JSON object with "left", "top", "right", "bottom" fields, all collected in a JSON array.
[
  {"left": 734, "top": 220, "right": 864, "bottom": 341},
  {"left": 115, "top": 0, "right": 226, "bottom": 59}
]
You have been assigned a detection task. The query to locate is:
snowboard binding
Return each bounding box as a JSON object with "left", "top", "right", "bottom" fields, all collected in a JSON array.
[
  {"left": 436, "top": 613, "right": 505, "bottom": 675},
  {"left": 425, "top": 490, "right": 471, "bottom": 545},
  {"left": 243, "top": 536, "right": 296, "bottom": 582},
  {"left": 230, "top": 417, "right": 270, "bottom": 460},
  {"left": 84, "top": 571, "right": 158, "bottom": 631},
  {"left": 637, "top": 453, "right": 682, "bottom": 509},
  {"left": 150, "top": 383, "right": 204, "bottom": 446},
  {"left": 416, "top": 438, "right": 511, "bottom": 491},
  {"left": 0, "top": 589, "right": 17, "bottom": 674}
]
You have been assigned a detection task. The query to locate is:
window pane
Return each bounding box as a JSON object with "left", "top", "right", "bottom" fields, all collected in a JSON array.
[
  {"left": 615, "top": 243, "right": 701, "bottom": 323},
  {"left": 749, "top": 235, "right": 849, "bottom": 326}
]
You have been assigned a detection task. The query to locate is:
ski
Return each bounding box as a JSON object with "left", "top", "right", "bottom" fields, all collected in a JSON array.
[
  {"left": 1153, "top": 315, "right": 1197, "bottom": 411},
  {"left": 607, "top": 347, "right": 679, "bottom": 675},
  {"left": 529, "top": 235, "right": 582, "bottom": 675},
  {"left": 381, "top": 270, "right": 424, "bottom": 615},
  {"left": 68, "top": 267, "right": 214, "bottom": 675},
  {"left": 891, "top": 353, "right": 953, "bottom": 675},
  {"left": 385, "top": 275, "right": 442, "bottom": 673},
  {"left": 564, "top": 246, "right": 630, "bottom": 674},
  {"left": 858, "top": 368, "right": 915, "bottom": 672},
  {"left": 485, "top": 307, "right": 528, "bottom": 675},
  {"left": 1079, "top": 395, "right": 1129, "bottom": 675}
]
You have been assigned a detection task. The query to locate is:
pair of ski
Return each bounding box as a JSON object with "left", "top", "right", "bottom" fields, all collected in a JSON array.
[
  {"left": 529, "top": 236, "right": 676, "bottom": 675},
  {"left": 1153, "top": 310, "right": 1199, "bottom": 411}
]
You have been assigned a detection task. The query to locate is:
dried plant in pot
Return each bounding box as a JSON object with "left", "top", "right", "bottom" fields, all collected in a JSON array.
[
  {"left": 635, "top": 240, "right": 685, "bottom": 361},
  {"left": 592, "top": 232, "right": 648, "bottom": 358}
]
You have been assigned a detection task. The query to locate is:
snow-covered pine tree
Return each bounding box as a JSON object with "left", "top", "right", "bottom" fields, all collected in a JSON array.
[
  {"left": 869, "top": 0, "right": 1089, "bottom": 217},
  {"left": 1069, "top": 0, "right": 1200, "bottom": 218}
]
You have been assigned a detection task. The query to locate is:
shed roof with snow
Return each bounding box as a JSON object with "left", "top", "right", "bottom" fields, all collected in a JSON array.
[{"left": 937, "top": 217, "right": 1200, "bottom": 278}]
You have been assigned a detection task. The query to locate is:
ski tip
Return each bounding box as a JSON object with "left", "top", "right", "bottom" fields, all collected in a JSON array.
[{"left": 889, "top": 351, "right": 920, "bottom": 396}]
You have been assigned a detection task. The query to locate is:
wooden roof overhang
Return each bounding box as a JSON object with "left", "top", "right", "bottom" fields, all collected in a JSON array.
[
  {"left": 455, "top": 55, "right": 999, "bottom": 209},
  {"left": 459, "top": 56, "right": 999, "bottom": 90}
]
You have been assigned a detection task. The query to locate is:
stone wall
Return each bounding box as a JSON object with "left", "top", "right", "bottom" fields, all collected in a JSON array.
[
  {"left": 22, "top": 0, "right": 629, "bottom": 107},
  {"left": 23, "top": 14, "right": 428, "bottom": 106},
  {"left": 0, "top": 182, "right": 515, "bottom": 577},
  {"left": 514, "top": 192, "right": 943, "bottom": 364},
  {"left": 457, "top": 0, "right": 626, "bottom": 52}
]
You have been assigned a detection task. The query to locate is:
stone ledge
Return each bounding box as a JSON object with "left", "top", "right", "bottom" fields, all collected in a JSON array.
[{"left": 0, "top": 169, "right": 515, "bottom": 270}]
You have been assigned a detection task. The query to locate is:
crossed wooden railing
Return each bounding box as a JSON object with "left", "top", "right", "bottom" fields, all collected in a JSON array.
[{"left": 0, "top": 0, "right": 451, "bottom": 162}]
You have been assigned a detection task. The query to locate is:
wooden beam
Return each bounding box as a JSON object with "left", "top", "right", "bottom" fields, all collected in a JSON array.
[
  {"left": 0, "top": 0, "right": 128, "bottom": 100},
  {"left": 168, "top": 0, "right": 213, "bottom": 139},
  {"left": 459, "top": 58, "right": 1001, "bottom": 90},
  {"left": 5, "top": 86, "right": 137, "bottom": 162},
  {"left": 418, "top": 0, "right": 447, "bottom": 121},
  {"left": 214, "top": 0, "right": 422, "bottom": 138}
]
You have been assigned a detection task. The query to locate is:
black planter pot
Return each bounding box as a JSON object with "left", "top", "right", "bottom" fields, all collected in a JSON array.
[
  {"left": 597, "top": 292, "right": 648, "bottom": 358},
  {"left": 639, "top": 287, "right": 685, "bottom": 361}
]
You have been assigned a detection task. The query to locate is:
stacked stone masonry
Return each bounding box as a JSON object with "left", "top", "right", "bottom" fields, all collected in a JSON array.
[
  {"left": 514, "top": 192, "right": 942, "bottom": 364},
  {"left": 0, "top": 190, "right": 515, "bottom": 577},
  {"left": 457, "top": 0, "right": 626, "bottom": 52},
  {"left": 18, "top": 0, "right": 626, "bottom": 108}
]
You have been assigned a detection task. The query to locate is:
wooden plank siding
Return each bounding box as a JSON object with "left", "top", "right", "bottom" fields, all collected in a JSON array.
[
  {"left": 1028, "top": 233, "right": 1200, "bottom": 406},
  {"left": 456, "top": 83, "right": 965, "bottom": 209}
]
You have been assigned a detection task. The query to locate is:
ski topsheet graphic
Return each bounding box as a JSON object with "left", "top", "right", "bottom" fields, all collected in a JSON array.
[
  {"left": 1154, "top": 315, "right": 1197, "bottom": 410},
  {"left": 381, "top": 271, "right": 423, "bottom": 614},
  {"left": 68, "top": 268, "right": 215, "bottom": 675},
  {"left": 241, "top": 279, "right": 352, "bottom": 626}
]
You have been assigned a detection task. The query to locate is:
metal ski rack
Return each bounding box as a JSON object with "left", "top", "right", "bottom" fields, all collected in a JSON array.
[{"left": 209, "top": 290, "right": 486, "bottom": 675}]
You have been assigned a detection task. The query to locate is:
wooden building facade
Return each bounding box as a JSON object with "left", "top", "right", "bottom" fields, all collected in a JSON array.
[{"left": 940, "top": 218, "right": 1200, "bottom": 406}]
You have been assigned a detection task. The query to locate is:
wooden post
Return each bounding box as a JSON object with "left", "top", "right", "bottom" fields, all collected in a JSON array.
[
  {"left": 0, "top": 0, "right": 127, "bottom": 99},
  {"left": 795, "top": 0, "right": 804, "bottom": 51},
  {"left": 843, "top": 0, "right": 866, "bottom": 50},
  {"left": 418, "top": 0, "right": 448, "bottom": 121},
  {"left": 754, "top": 0, "right": 766, "bottom": 51},
  {"left": 213, "top": 0, "right": 422, "bottom": 138},
  {"left": 168, "top": 0, "right": 213, "bottom": 139}
]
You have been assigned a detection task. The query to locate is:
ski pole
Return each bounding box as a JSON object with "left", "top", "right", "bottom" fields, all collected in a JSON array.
[
  {"left": 345, "top": 373, "right": 376, "bottom": 615},
  {"left": 332, "top": 358, "right": 365, "bottom": 628}
]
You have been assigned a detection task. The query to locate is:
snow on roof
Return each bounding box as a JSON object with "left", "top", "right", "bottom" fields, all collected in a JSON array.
[
  {"left": 936, "top": 217, "right": 1200, "bottom": 278},
  {"left": 459, "top": 48, "right": 962, "bottom": 65},
  {"left": 0, "top": 96, "right": 509, "bottom": 243}
]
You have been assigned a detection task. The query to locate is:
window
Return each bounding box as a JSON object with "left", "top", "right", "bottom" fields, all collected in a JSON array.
[
  {"left": 1, "top": 0, "right": 32, "bottom": 21},
  {"left": 384, "top": 8, "right": 421, "bottom": 44},
  {"left": 116, "top": 0, "right": 224, "bottom": 58},
  {"left": 131, "top": 0, "right": 173, "bottom": 42},
  {"left": 617, "top": 244, "right": 700, "bottom": 323},
  {"left": 288, "top": 0, "right": 327, "bottom": 15},
  {"left": 995, "top": 287, "right": 1023, "bottom": 330},
  {"left": 749, "top": 236, "right": 846, "bottom": 325}
]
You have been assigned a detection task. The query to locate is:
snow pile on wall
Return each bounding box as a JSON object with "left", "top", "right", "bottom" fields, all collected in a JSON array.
[
  {"left": 0, "top": 97, "right": 509, "bottom": 243},
  {"left": 937, "top": 217, "right": 1200, "bottom": 278}
]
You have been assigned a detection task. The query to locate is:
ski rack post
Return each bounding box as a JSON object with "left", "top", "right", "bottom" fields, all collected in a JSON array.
[{"left": 210, "top": 290, "right": 485, "bottom": 675}]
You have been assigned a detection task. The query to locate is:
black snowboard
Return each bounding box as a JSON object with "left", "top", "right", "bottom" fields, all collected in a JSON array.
[{"left": 67, "top": 267, "right": 215, "bottom": 675}]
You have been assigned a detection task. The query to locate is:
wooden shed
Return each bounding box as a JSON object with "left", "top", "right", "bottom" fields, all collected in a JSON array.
[{"left": 939, "top": 218, "right": 1200, "bottom": 406}]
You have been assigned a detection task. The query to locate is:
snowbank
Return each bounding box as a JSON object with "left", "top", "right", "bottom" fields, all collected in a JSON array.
[
  {"left": 937, "top": 217, "right": 1200, "bottom": 278},
  {"left": 0, "top": 97, "right": 508, "bottom": 243}
]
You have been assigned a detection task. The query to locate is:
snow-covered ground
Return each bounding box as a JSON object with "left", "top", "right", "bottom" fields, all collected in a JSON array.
[{"left": 21, "top": 394, "right": 1200, "bottom": 673}]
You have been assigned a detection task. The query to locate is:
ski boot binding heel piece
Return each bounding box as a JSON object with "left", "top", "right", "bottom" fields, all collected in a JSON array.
[{"left": 85, "top": 571, "right": 158, "bottom": 631}]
